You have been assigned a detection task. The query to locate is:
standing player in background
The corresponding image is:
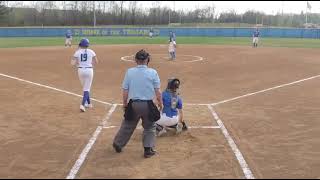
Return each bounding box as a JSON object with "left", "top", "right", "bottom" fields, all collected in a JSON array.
[
  {"left": 168, "top": 38, "right": 177, "bottom": 60},
  {"left": 252, "top": 28, "right": 260, "bottom": 48},
  {"left": 149, "top": 28, "right": 154, "bottom": 38},
  {"left": 71, "top": 38, "right": 99, "bottom": 112},
  {"left": 169, "top": 30, "right": 176, "bottom": 42},
  {"left": 155, "top": 78, "right": 188, "bottom": 137},
  {"left": 65, "top": 29, "right": 72, "bottom": 47}
]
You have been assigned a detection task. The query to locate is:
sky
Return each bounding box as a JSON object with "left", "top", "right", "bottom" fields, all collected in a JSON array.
[
  {"left": 8, "top": 1, "right": 319, "bottom": 15},
  {"left": 142, "top": 1, "right": 318, "bottom": 15}
]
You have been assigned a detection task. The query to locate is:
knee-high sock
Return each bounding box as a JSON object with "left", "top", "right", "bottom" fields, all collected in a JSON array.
[
  {"left": 86, "top": 91, "right": 91, "bottom": 104},
  {"left": 82, "top": 91, "right": 89, "bottom": 106}
]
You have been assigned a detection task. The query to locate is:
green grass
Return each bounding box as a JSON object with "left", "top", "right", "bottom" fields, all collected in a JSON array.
[{"left": 1, "top": 36, "right": 320, "bottom": 48}]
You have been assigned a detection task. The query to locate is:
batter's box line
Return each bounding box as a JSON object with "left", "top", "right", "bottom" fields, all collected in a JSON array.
[
  {"left": 207, "top": 105, "right": 255, "bottom": 179},
  {"left": 66, "top": 104, "right": 117, "bottom": 179},
  {"left": 102, "top": 125, "right": 220, "bottom": 129}
]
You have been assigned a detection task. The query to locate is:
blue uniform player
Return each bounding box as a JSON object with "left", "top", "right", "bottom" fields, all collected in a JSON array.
[
  {"left": 149, "top": 28, "right": 154, "bottom": 38},
  {"left": 65, "top": 30, "right": 72, "bottom": 47},
  {"left": 252, "top": 28, "right": 260, "bottom": 48},
  {"left": 155, "top": 78, "right": 188, "bottom": 137},
  {"left": 168, "top": 31, "right": 177, "bottom": 60},
  {"left": 169, "top": 31, "right": 176, "bottom": 42}
]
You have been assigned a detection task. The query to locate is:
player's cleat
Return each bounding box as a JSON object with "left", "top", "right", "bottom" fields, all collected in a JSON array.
[
  {"left": 85, "top": 103, "right": 93, "bottom": 108},
  {"left": 157, "top": 128, "right": 167, "bottom": 137},
  {"left": 113, "top": 143, "right": 122, "bottom": 153},
  {"left": 176, "top": 123, "right": 183, "bottom": 134},
  {"left": 156, "top": 124, "right": 167, "bottom": 137},
  {"left": 80, "top": 105, "right": 86, "bottom": 112},
  {"left": 144, "top": 147, "right": 156, "bottom": 158},
  {"left": 182, "top": 122, "right": 188, "bottom": 131}
]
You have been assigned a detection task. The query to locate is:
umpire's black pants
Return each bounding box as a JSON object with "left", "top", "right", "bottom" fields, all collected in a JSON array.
[{"left": 113, "top": 101, "right": 156, "bottom": 149}]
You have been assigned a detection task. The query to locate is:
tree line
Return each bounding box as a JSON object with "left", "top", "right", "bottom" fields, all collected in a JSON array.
[{"left": 0, "top": 1, "right": 319, "bottom": 28}]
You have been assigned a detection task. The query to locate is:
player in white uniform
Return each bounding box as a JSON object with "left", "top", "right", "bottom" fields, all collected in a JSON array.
[
  {"left": 71, "top": 38, "right": 98, "bottom": 112},
  {"left": 65, "top": 30, "right": 72, "bottom": 47},
  {"left": 168, "top": 39, "right": 177, "bottom": 60},
  {"left": 149, "top": 28, "right": 154, "bottom": 38},
  {"left": 252, "top": 28, "right": 260, "bottom": 48}
]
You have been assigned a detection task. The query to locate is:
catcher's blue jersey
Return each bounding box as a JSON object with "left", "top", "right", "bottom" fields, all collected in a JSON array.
[{"left": 162, "top": 90, "right": 182, "bottom": 118}]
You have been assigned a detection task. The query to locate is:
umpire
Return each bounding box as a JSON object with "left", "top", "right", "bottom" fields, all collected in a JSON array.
[{"left": 112, "top": 49, "right": 163, "bottom": 158}]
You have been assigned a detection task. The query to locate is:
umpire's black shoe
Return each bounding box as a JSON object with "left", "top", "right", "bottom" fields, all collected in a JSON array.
[
  {"left": 113, "top": 143, "right": 122, "bottom": 153},
  {"left": 144, "top": 147, "right": 156, "bottom": 158}
]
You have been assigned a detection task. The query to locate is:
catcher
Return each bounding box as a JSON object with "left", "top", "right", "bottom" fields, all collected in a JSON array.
[{"left": 155, "top": 77, "right": 188, "bottom": 136}]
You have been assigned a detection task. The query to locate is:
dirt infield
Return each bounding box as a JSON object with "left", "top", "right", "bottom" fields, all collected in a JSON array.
[{"left": 0, "top": 44, "right": 319, "bottom": 178}]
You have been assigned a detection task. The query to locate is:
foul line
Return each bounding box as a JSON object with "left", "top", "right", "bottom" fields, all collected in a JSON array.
[
  {"left": 207, "top": 105, "right": 254, "bottom": 179},
  {"left": 0, "top": 73, "right": 112, "bottom": 106},
  {"left": 211, "top": 74, "right": 320, "bottom": 106},
  {"left": 66, "top": 104, "right": 117, "bottom": 179},
  {"left": 1, "top": 72, "right": 320, "bottom": 108}
]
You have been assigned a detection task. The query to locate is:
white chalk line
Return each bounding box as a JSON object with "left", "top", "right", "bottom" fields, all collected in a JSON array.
[
  {"left": 211, "top": 74, "right": 320, "bottom": 106},
  {"left": 207, "top": 105, "right": 254, "bottom": 179},
  {"left": 102, "top": 125, "right": 220, "bottom": 129},
  {"left": 103, "top": 125, "right": 117, "bottom": 129},
  {"left": 3, "top": 72, "right": 318, "bottom": 179},
  {"left": 66, "top": 104, "right": 117, "bottom": 179},
  {"left": 1, "top": 71, "right": 319, "bottom": 179},
  {"left": 0, "top": 72, "right": 207, "bottom": 107},
  {"left": 112, "top": 75, "right": 320, "bottom": 107},
  {"left": 2, "top": 72, "right": 318, "bottom": 108},
  {"left": 188, "top": 125, "right": 220, "bottom": 129},
  {"left": 0, "top": 73, "right": 112, "bottom": 106},
  {"left": 120, "top": 54, "right": 204, "bottom": 63}
]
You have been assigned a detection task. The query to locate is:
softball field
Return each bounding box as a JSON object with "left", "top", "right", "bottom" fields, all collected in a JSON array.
[{"left": 0, "top": 44, "right": 319, "bottom": 178}]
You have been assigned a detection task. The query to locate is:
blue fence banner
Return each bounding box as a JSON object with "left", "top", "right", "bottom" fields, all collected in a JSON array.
[{"left": 0, "top": 27, "right": 319, "bottom": 38}]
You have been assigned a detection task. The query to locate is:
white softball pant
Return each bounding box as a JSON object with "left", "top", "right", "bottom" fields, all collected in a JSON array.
[
  {"left": 253, "top": 37, "right": 259, "bottom": 44},
  {"left": 78, "top": 68, "right": 93, "bottom": 91},
  {"left": 65, "top": 38, "right": 72, "bottom": 45},
  {"left": 156, "top": 113, "right": 179, "bottom": 127}
]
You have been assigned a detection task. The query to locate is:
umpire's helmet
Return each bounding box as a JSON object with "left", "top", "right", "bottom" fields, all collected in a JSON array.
[{"left": 79, "top": 38, "right": 90, "bottom": 47}]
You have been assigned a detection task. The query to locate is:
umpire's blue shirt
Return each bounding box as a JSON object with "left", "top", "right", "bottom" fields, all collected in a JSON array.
[{"left": 122, "top": 65, "right": 161, "bottom": 101}]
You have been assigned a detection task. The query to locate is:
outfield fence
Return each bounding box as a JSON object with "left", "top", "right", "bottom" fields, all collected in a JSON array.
[{"left": 0, "top": 27, "right": 319, "bottom": 38}]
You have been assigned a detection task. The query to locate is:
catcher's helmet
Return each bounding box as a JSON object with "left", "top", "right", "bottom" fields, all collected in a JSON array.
[
  {"left": 167, "top": 78, "right": 180, "bottom": 91},
  {"left": 79, "top": 38, "right": 90, "bottom": 47}
]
